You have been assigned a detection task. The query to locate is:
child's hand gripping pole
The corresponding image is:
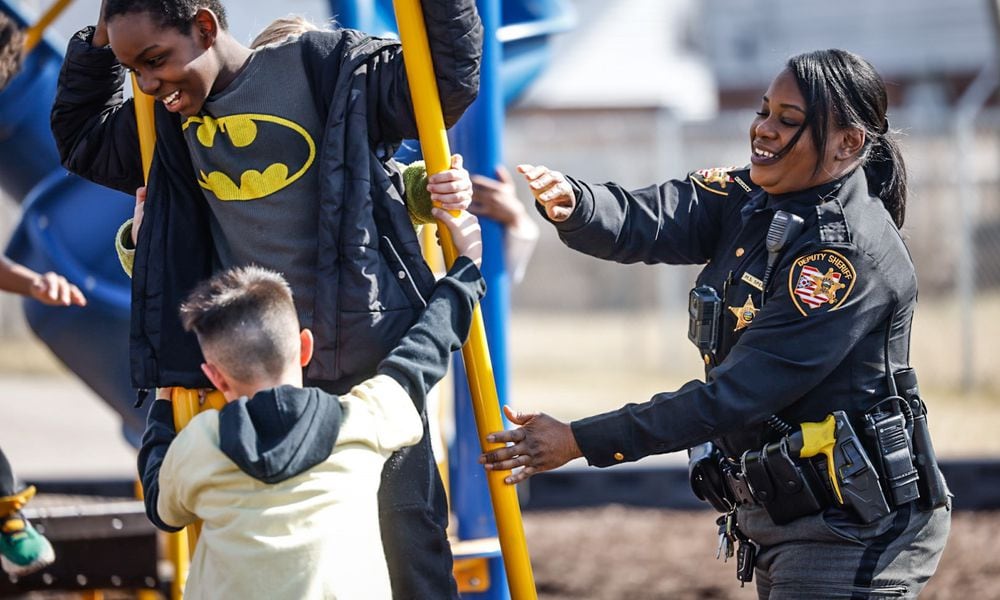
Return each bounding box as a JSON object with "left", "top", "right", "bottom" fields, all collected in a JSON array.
[{"left": 392, "top": 1, "right": 537, "bottom": 598}]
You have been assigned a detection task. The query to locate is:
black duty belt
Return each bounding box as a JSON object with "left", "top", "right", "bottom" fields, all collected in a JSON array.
[{"left": 720, "top": 439, "right": 830, "bottom": 525}]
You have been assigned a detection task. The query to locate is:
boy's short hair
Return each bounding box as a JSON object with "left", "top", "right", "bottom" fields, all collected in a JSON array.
[
  {"left": 0, "top": 12, "right": 25, "bottom": 91},
  {"left": 104, "top": 0, "right": 229, "bottom": 34},
  {"left": 180, "top": 265, "right": 300, "bottom": 383}
]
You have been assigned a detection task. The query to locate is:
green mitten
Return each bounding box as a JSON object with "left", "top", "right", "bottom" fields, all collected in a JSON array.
[{"left": 402, "top": 161, "right": 435, "bottom": 225}]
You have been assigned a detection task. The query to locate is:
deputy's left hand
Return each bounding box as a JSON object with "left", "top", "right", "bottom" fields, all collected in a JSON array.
[
  {"left": 427, "top": 154, "right": 472, "bottom": 212},
  {"left": 480, "top": 405, "right": 583, "bottom": 484}
]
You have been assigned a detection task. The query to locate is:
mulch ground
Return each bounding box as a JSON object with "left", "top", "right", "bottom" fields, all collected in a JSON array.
[{"left": 524, "top": 506, "right": 999, "bottom": 599}]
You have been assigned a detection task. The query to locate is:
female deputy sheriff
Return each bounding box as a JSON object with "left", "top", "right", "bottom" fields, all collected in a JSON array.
[{"left": 481, "top": 49, "right": 951, "bottom": 598}]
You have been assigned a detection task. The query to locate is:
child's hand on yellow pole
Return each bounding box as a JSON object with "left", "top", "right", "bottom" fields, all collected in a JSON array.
[{"left": 431, "top": 208, "right": 481, "bottom": 268}]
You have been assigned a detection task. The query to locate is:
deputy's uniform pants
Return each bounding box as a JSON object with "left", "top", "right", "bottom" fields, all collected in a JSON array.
[{"left": 738, "top": 500, "right": 951, "bottom": 599}]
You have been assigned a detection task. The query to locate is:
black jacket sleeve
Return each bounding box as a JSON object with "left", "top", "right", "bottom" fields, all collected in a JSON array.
[
  {"left": 546, "top": 174, "right": 728, "bottom": 266},
  {"left": 377, "top": 256, "right": 485, "bottom": 411},
  {"left": 136, "top": 399, "right": 183, "bottom": 532},
  {"left": 363, "top": 0, "right": 482, "bottom": 143},
  {"left": 50, "top": 27, "right": 145, "bottom": 195}
]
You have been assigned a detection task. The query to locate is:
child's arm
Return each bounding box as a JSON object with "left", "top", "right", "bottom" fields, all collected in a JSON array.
[
  {"left": 50, "top": 21, "right": 145, "bottom": 195},
  {"left": 136, "top": 396, "right": 185, "bottom": 532},
  {"left": 0, "top": 257, "right": 86, "bottom": 306},
  {"left": 471, "top": 165, "right": 539, "bottom": 285},
  {"left": 376, "top": 209, "right": 484, "bottom": 411},
  {"left": 114, "top": 219, "right": 135, "bottom": 277}
]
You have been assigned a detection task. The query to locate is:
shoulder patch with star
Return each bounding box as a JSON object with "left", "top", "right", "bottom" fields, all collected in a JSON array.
[
  {"left": 788, "top": 249, "right": 857, "bottom": 316},
  {"left": 689, "top": 166, "right": 744, "bottom": 196}
]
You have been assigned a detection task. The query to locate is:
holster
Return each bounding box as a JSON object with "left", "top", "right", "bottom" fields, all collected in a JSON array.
[{"left": 688, "top": 442, "right": 733, "bottom": 513}]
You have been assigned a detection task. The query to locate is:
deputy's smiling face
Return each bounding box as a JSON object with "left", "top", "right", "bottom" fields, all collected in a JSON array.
[
  {"left": 107, "top": 10, "right": 218, "bottom": 118},
  {"left": 748, "top": 69, "right": 844, "bottom": 195}
]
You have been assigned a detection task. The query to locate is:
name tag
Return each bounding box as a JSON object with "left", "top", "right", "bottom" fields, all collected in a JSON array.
[{"left": 741, "top": 272, "right": 764, "bottom": 291}]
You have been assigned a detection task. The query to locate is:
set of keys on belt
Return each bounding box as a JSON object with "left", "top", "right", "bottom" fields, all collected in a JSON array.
[{"left": 716, "top": 510, "right": 757, "bottom": 585}]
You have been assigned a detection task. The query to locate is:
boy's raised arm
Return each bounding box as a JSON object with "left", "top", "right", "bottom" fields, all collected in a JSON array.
[
  {"left": 50, "top": 26, "right": 144, "bottom": 195},
  {"left": 377, "top": 210, "right": 484, "bottom": 410}
]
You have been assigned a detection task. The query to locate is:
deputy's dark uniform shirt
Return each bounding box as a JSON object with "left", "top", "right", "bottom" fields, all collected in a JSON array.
[{"left": 550, "top": 167, "right": 916, "bottom": 465}]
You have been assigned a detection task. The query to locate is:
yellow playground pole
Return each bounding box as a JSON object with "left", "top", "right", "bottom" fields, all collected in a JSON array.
[
  {"left": 392, "top": 1, "right": 537, "bottom": 598},
  {"left": 22, "top": 0, "right": 74, "bottom": 53}
]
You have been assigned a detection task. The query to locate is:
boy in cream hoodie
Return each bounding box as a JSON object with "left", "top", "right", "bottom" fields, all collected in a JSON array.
[{"left": 137, "top": 210, "right": 484, "bottom": 599}]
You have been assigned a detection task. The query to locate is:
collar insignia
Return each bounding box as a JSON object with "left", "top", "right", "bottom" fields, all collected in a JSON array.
[{"left": 733, "top": 175, "right": 752, "bottom": 193}]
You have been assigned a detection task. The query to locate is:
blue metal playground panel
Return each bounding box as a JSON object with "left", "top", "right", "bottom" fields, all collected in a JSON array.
[{"left": 6, "top": 173, "right": 140, "bottom": 444}]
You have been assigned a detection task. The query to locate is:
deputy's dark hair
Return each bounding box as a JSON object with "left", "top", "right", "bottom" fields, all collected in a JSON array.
[
  {"left": 104, "top": 0, "right": 228, "bottom": 34},
  {"left": 0, "top": 12, "right": 25, "bottom": 91},
  {"left": 786, "top": 49, "right": 907, "bottom": 227}
]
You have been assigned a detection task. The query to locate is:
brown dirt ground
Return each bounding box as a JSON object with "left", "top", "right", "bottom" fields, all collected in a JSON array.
[{"left": 523, "top": 506, "right": 1000, "bottom": 600}]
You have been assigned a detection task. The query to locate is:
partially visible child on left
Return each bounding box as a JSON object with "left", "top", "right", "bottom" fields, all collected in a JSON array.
[{"left": 1, "top": 10, "right": 88, "bottom": 577}]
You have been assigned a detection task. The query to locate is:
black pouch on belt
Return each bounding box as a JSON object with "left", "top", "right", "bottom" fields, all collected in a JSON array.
[{"left": 742, "top": 438, "right": 828, "bottom": 525}]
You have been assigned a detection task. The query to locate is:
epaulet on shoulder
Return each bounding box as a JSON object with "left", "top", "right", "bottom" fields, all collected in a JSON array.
[
  {"left": 816, "top": 198, "right": 851, "bottom": 244},
  {"left": 689, "top": 166, "right": 752, "bottom": 196}
]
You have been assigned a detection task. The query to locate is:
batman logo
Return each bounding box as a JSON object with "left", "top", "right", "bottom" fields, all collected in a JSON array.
[{"left": 182, "top": 114, "right": 316, "bottom": 201}]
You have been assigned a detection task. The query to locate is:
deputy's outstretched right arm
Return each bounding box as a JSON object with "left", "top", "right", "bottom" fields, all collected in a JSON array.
[
  {"left": 50, "top": 27, "right": 144, "bottom": 195},
  {"left": 521, "top": 164, "right": 731, "bottom": 266}
]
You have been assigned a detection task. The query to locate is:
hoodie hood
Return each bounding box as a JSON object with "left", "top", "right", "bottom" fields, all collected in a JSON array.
[{"left": 218, "top": 385, "right": 343, "bottom": 484}]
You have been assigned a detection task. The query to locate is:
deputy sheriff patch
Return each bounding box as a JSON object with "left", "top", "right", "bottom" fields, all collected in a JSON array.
[
  {"left": 788, "top": 249, "right": 856, "bottom": 316},
  {"left": 690, "top": 166, "right": 740, "bottom": 196}
]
